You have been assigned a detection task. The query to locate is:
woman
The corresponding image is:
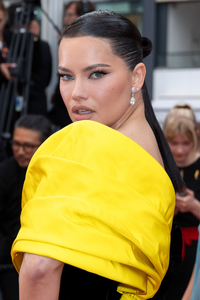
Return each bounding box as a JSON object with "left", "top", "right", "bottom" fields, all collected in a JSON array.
[
  {"left": 48, "top": 0, "right": 95, "bottom": 129},
  {"left": 163, "top": 115, "right": 200, "bottom": 300},
  {"left": 11, "top": 11, "right": 184, "bottom": 300}
]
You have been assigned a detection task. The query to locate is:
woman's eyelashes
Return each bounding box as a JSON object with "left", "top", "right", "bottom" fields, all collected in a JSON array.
[
  {"left": 57, "top": 70, "right": 109, "bottom": 81},
  {"left": 57, "top": 73, "right": 74, "bottom": 81},
  {"left": 89, "top": 70, "right": 109, "bottom": 79}
]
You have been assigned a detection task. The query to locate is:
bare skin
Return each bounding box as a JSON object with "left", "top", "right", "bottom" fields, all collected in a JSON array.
[
  {"left": 181, "top": 265, "right": 195, "bottom": 300},
  {"left": 168, "top": 135, "right": 200, "bottom": 218},
  {"left": 19, "top": 254, "right": 64, "bottom": 300},
  {"left": 117, "top": 97, "right": 164, "bottom": 168},
  {"left": 29, "top": 20, "right": 40, "bottom": 37},
  {"left": 175, "top": 187, "right": 200, "bottom": 219},
  {"left": 58, "top": 37, "right": 164, "bottom": 167},
  {"left": 19, "top": 36, "right": 164, "bottom": 300},
  {"left": 0, "top": 62, "right": 16, "bottom": 80},
  {"left": 12, "top": 127, "right": 41, "bottom": 168}
]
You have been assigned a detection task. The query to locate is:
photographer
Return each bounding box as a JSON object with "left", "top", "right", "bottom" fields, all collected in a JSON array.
[
  {"left": 0, "top": 2, "right": 13, "bottom": 84},
  {"left": 0, "top": 1, "right": 52, "bottom": 116}
]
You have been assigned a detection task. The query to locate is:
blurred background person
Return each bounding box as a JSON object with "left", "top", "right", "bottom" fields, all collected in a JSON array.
[
  {"left": 0, "top": 137, "right": 7, "bottom": 162},
  {"left": 163, "top": 110, "right": 200, "bottom": 300},
  {"left": 63, "top": 0, "right": 96, "bottom": 27},
  {"left": 0, "top": 1, "right": 52, "bottom": 133},
  {"left": 0, "top": 1, "right": 13, "bottom": 85},
  {"left": 0, "top": 114, "right": 52, "bottom": 300},
  {"left": 164, "top": 103, "right": 197, "bottom": 125},
  {"left": 5, "top": 1, "right": 52, "bottom": 116},
  {"left": 195, "top": 121, "right": 200, "bottom": 153},
  {"left": 0, "top": 1, "right": 8, "bottom": 59},
  {"left": 0, "top": 2, "right": 53, "bottom": 161},
  {"left": 48, "top": 0, "right": 95, "bottom": 129},
  {"left": 164, "top": 103, "right": 200, "bottom": 154},
  {"left": 27, "top": 19, "right": 52, "bottom": 116}
]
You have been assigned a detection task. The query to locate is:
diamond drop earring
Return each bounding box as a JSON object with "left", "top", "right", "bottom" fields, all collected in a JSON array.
[{"left": 130, "top": 87, "right": 135, "bottom": 105}]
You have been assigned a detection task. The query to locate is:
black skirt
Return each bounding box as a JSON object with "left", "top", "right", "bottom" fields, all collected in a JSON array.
[{"left": 59, "top": 264, "right": 121, "bottom": 300}]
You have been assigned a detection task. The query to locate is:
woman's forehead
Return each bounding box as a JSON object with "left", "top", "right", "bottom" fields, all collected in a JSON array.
[
  {"left": 58, "top": 36, "right": 126, "bottom": 68},
  {"left": 171, "top": 133, "right": 192, "bottom": 142},
  {"left": 60, "top": 36, "right": 111, "bottom": 51}
]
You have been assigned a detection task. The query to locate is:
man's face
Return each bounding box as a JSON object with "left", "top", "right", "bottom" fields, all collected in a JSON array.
[
  {"left": 0, "top": 10, "right": 6, "bottom": 33},
  {"left": 12, "top": 128, "right": 41, "bottom": 168},
  {"left": 63, "top": 3, "right": 79, "bottom": 26}
]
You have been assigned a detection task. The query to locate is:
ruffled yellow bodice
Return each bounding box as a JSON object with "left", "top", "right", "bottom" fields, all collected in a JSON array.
[{"left": 11, "top": 120, "right": 175, "bottom": 300}]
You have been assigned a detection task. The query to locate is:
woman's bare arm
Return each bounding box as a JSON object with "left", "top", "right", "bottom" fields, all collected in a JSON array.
[
  {"left": 19, "top": 253, "right": 64, "bottom": 300},
  {"left": 181, "top": 266, "right": 195, "bottom": 300}
]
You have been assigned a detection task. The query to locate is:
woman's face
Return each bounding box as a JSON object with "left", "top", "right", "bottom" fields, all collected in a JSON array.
[
  {"left": 168, "top": 134, "right": 194, "bottom": 166},
  {"left": 0, "top": 10, "right": 6, "bottom": 34},
  {"left": 58, "top": 36, "right": 133, "bottom": 128}
]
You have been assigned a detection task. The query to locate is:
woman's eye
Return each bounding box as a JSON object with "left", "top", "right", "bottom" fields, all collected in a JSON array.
[
  {"left": 62, "top": 74, "right": 74, "bottom": 81},
  {"left": 169, "top": 142, "right": 177, "bottom": 146},
  {"left": 90, "top": 71, "right": 107, "bottom": 79},
  {"left": 58, "top": 73, "right": 74, "bottom": 81}
]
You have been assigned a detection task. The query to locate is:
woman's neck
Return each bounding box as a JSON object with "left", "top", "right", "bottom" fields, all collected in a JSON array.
[{"left": 112, "top": 93, "right": 144, "bottom": 131}]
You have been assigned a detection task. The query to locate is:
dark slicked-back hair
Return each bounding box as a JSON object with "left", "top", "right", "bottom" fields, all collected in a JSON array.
[
  {"left": 62, "top": 10, "right": 185, "bottom": 192},
  {"left": 63, "top": 10, "right": 152, "bottom": 69},
  {"left": 14, "top": 114, "right": 52, "bottom": 143}
]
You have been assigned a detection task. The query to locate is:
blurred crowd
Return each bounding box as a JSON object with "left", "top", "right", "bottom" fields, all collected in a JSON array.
[
  {"left": 0, "top": 1, "right": 200, "bottom": 300},
  {"left": 163, "top": 104, "right": 200, "bottom": 300},
  {"left": 0, "top": 2, "right": 96, "bottom": 300},
  {"left": 0, "top": 1, "right": 96, "bottom": 138}
]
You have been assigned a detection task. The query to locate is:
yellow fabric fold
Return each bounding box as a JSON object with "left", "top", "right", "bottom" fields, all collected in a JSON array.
[{"left": 11, "top": 120, "right": 175, "bottom": 300}]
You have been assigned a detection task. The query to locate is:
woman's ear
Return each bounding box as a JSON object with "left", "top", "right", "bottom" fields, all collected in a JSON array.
[{"left": 131, "top": 63, "right": 146, "bottom": 90}]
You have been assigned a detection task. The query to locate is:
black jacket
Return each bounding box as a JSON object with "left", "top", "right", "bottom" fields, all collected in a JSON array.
[{"left": 0, "top": 157, "right": 26, "bottom": 264}]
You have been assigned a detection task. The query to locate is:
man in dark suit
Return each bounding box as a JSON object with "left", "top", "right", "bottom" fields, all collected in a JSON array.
[{"left": 0, "top": 114, "right": 52, "bottom": 300}]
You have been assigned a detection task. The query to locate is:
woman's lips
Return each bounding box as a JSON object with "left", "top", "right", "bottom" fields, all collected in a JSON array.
[
  {"left": 175, "top": 154, "right": 184, "bottom": 161},
  {"left": 75, "top": 109, "right": 92, "bottom": 114},
  {"left": 72, "top": 105, "right": 93, "bottom": 113},
  {"left": 72, "top": 106, "right": 94, "bottom": 121}
]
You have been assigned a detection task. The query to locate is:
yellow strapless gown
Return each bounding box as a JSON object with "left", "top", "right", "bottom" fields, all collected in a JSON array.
[{"left": 11, "top": 120, "right": 175, "bottom": 300}]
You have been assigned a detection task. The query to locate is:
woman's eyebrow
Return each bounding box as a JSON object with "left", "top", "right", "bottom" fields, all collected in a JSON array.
[
  {"left": 83, "top": 64, "right": 111, "bottom": 72},
  {"left": 58, "top": 64, "right": 111, "bottom": 73},
  {"left": 58, "top": 66, "right": 71, "bottom": 72}
]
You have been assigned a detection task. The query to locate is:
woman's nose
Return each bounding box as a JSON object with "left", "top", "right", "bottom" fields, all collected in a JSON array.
[
  {"left": 71, "top": 79, "right": 88, "bottom": 101},
  {"left": 177, "top": 145, "right": 183, "bottom": 154}
]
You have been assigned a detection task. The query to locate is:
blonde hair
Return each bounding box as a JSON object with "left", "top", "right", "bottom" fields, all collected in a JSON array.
[
  {"left": 163, "top": 116, "right": 198, "bottom": 151},
  {"left": 165, "top": 103, "right": 196, "bottom": 124}
]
